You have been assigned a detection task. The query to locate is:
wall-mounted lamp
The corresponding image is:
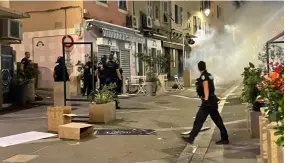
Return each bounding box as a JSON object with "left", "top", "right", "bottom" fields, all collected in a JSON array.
[{"left": 204, "top": 8, "right": 211, "bottom": 17}]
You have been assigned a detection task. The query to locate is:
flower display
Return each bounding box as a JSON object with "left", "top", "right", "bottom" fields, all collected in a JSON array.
[{"left": 257, "top": 62, "right": 284, "bottom": 146}]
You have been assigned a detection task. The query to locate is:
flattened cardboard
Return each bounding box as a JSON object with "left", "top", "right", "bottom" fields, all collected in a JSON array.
[
  {"left": 89, "top": 102, "right": 116, "bottom": 124},
  {"left": 58, "top": 123, "right": 94, "bottom": 140},
  {"left": 47, "top": 106, "right": 72, "bottom": 132}
]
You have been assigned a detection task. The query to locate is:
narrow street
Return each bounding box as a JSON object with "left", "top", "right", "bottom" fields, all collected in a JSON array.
[{"left": 0, "top": 82, "right": 258, "bottom": 163}]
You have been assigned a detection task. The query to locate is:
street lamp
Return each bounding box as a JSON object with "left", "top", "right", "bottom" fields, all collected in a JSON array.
[{"left": 204, "top": 8, "right": 211, "bottom": 17}]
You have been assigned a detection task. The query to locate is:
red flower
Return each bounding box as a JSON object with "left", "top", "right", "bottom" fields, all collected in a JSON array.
[
  {"left": 269, "top": 62, "right": 273, "bottom": 65},
  {"left": 274, "top": 65, "right": 282, "bottom": 74},
  {"left": 281, "top": 85, "right": 284, "bottom": 93},
  {"left": 274, "top": 62, "right": 280, "bottom": 66}
]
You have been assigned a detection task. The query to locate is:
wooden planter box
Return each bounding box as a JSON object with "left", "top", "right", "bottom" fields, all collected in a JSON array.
[
  {"left": 259, "top": 115, "right": 270, "bottom": 163},
  {"left": 89, "top": 102, "right": 116, "bottom": 124},
  {"left": 248, "top": 110, "right": 261, "bottom": 138},
  {"left": 47, "top": 106, "right": 72, "bottom": 132},
  {"left": 267, "top": 124, "right": 283, "bottom": 163},
  {"left": 53, "top": 81, "right": 71, "bottom": 106}
]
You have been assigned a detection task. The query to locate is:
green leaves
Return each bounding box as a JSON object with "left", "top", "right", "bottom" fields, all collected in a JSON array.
[
  {"left": 240, "top": 62, "right": 263, "bottom": 105},
  {"left": 89, "top": 84, "right": 116, "bottom": 104}
]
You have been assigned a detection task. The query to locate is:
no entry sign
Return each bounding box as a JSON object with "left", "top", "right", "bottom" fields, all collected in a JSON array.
[{"left": 62, "top": 35, "right": 74, "bottom": 48}]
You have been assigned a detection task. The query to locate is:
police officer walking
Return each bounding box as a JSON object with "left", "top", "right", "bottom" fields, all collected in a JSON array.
[
  {"left": 82, "top": 57, "right": 96, "bottom": 96},
  {"left": 187, "top": 61, "right": 229, "bottom": 145},
  {"left": 98, "top": 55, "right": 107, "bottom": 90},
  {"left": 103, "top": 54, "right": 122, "bottom": 109}
]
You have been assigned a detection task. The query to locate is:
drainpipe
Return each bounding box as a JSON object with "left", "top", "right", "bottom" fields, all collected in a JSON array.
[{"left": 27, "top": 6, "right": 84, "bottom": 61}]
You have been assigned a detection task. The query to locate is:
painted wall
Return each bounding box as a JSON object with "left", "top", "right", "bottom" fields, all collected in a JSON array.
[{"left": 12, "top": 28, "right": 90, "bottom": 89}]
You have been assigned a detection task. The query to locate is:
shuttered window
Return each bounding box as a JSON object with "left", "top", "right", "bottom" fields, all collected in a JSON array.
[
  {"left": 98, "top": 45, "right": 110, "bottom": 62},
  {"left": 120, "top": 49, "right": 131, "bottom": 77}
]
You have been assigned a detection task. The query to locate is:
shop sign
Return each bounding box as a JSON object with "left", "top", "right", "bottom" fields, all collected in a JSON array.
[{"left": 102, "top": 28, "right": 144, "bottom": 43}]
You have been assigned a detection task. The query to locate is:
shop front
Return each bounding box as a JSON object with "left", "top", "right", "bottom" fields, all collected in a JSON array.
[
  {"left": 0, "top": 5, "right": 29, "bottom": 105},
  {"left": 85, "top": 19, "right": 144, "bottom": 77},
  {"left": 162, "top": 41, "right": 191, "bottom": 80}
]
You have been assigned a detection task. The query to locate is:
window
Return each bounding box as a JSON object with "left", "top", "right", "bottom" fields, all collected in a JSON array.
[
  {"left": 163, "top": 1, "right": 169, "bottom": 23},
  {"left": 147, "top": 1, "right": 153, "bottom": 17},
  {"left": 155, "top": 5, "right": 159, "bottom": 20},
  {"left": 186, "top": 12, "right": 191, "bottom": 28},
  {"left": 217, "top": 6, "right": 222, "bottom": 19},
  {"left": 175, "top": 5, "right": 183, "bottom": 24},
  {"left": 97, "top": 0, "right": 107, "bottom": 3},
  {"left": 175, "top": 5, "right": 178, "bottom": 24},
  {"left": 119, "top": 0, "right": 127, "bottom": 10},
  {"left": 180, "top": 7, "right": 183, "bottom": 25}
]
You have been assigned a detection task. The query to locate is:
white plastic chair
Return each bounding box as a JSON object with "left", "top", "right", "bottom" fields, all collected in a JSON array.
[{"left": 174, "top": 75, "right": 184, "bottom": 91}]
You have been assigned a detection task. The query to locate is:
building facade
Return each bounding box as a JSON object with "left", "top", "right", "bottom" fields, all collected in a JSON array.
[
  {"left": 10, "top": 0, "right": 138, "bottom": 89},
  {"left": 0, "top": 1, "right": 29, "bottom": 104}
]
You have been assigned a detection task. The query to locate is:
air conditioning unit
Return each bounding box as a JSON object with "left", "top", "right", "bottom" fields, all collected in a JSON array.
[
  {"left": 146, "top": 16, "right": 153, "bottom": 28},
  {"left": 0, "top": 19, "right": 23, "bottom": 40},
  {"left": 132, "top": 16, "right": 138, "bottom": 29}
]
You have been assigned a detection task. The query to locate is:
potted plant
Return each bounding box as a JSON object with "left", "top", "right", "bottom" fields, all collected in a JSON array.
[
  {"left": 88, "top": 84, "right": 116, "bottom": 124},
  {"left": 241, "top": 62, "right": 264, "bottom": 138},
  {"left": 136, "top": 52, "right": 166, "bottom": 96},
  {"left": 15, "top": 65, "right": 39, "bottom": 105}
]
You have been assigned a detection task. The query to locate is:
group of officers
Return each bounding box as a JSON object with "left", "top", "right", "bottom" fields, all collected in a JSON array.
[
  {"left": 53, "top": 53, "right": 229, "bottom": 145},
  {"left": 53, "top": 53, "right": 122, "bottom": 109}
]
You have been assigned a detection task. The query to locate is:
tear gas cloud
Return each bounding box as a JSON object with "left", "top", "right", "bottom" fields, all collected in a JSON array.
[{"left": 186, "top": 1, "right": 284, "bottom": 85}]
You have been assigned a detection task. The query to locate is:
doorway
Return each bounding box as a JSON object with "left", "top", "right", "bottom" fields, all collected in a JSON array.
[{"left": 178, "top": 50, "right": 183, "bottom": 77}]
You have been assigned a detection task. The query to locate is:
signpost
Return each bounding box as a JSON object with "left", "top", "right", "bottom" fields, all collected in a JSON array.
[{"left": 62, "top": 35, "right": 74, "bottom": 48}]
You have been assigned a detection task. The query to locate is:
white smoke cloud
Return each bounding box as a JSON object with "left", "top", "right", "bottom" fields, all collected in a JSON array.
[{"left": 186, "top": 1, "right": 284, "bottom": 85}]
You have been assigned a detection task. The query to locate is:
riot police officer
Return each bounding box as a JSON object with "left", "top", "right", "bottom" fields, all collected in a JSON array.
[
  {"left": 187, "top": 61, "right": 229, "bottom": 145},
  {"left": 83, "top": 57, "right": 96, "bottom": 96},
  {"left": 103, "top": 54, "right": 122, "bottom": 109},
  {"left": 54, "top": 56, "right": 69, "bottom": 82},
  {"left": 98, "top": 55, "right": 107, "bottom": 90}
]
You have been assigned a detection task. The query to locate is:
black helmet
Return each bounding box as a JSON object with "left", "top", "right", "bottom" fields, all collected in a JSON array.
[
  {"left": 101, "top": 55, "right": 107, "bottom": 62},
  {"left": 56, "top": 56, "right": 64, "bottom": 64},
  {"left": 108, "top": 53, "right": 114, "bottom": 61}
]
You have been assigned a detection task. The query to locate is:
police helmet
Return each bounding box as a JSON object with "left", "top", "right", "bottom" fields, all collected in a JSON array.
[
  {"left": 56, "top": 56, "right": 64, "bottom": 64},
  {"left": 108, "top": 53, "right": 114, "bottom": 61}
]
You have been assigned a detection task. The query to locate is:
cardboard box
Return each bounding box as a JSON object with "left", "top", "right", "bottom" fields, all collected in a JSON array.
[
  {"left": 47, "top": 106, "right": 72, "bottom": 132},
  {"left": 58, "top": 123, "right": 94, "bottom": 140},
  {"left": 89, "top": 102, "right": 116, "bottom": 124}
]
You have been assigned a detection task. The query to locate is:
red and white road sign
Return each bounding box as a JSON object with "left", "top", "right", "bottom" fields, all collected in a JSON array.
[{"left": 62, "top": 35, "right": 74, "bottom": 48}]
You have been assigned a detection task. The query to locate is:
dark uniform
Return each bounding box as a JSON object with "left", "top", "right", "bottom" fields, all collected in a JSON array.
[
  {"left": 103, "top": 59, "right": 120, "bottom": 109},
  {"left": 189, "top": 70, "right": 228, "bottom": 144},
  {"left": 83, "top": 61, "right": 96, "bottom": 96},
  {"left": 98, "top": 56, "right": 107, "bottom": 90},
  {"left": 21, "top": 57, "right": 31, "bottom": 70},
  {"left": 54, "top": 57, "right": 69, "bottom": 82},
  {"left": 117, "top": 68, "right": 123, "bottom": 94}
]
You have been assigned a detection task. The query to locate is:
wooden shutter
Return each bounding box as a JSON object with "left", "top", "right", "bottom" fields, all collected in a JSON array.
[{"left": 120, "top": 49, "right": 131, "bottom": 77}]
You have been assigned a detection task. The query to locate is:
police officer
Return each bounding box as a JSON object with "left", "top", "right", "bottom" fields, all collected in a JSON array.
[
  {"left": 20, "top": 52, "right": 31, "bottom": 70},
  {"left": 187, "top": 61, "right": 229, "bottom": 145},
  {"left": 83, "top": 57, "right": 96, "bottom": 96},
  {"left": 53, "top": 56, "right": 70, "bottom": 82},
  {"left": 104, "top": 54, "right": 122, "bottom": 109},
  {"left": 98, "top": 55, "right": 107, "bottom": 90}
]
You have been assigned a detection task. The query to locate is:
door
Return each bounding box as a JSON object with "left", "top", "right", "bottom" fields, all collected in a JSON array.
[
  {"left": 178, "top": 50, "right": 183, "bottom": 77},
  {"left": 120, "top": 49, "right": 131, "bottom": 77}
]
